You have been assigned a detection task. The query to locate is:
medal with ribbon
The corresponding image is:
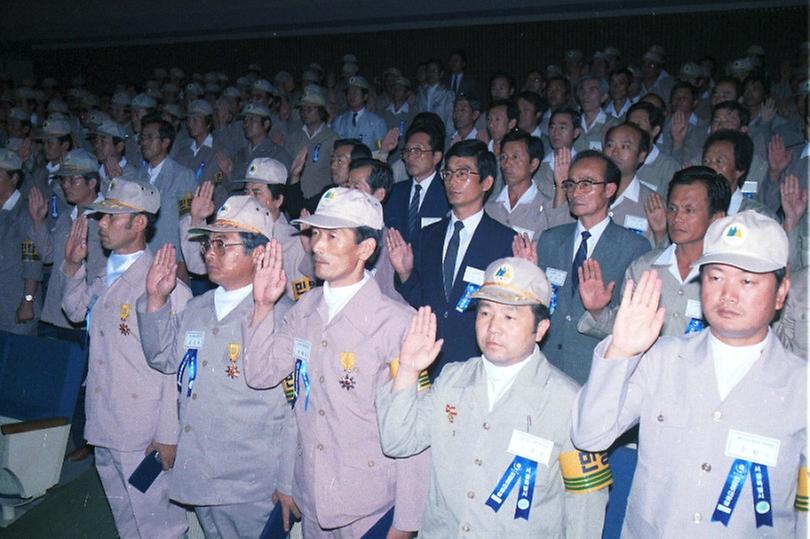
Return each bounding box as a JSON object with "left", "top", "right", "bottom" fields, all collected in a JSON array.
[
  {"left": 118, "top": 303, "right": 131, "bottom": 336},
  {"left": 225, "top": 343, "right": 240, "bottom": 378},
  {"left": 178, "top": 331, "right": 203, "bottom": 397},
  {"left": 338, "top": 352, "right": 356, "bottom": 390},
  {"left": 293, "top": 338, "right": 312, "bottom": 411}
]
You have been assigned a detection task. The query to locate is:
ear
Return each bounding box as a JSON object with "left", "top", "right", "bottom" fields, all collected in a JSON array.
[
  {"left": 472, "top": 111, "right": 481, "bottom": 122},
  {"left": 605, "top": 182, "right": 618, "bottom": 199},
  {"left": 432, "top": 151, "right": 443, "bottom": 167},
  {"left": 481, "top": 175, "right": 494, "bottom": 193},
  {"left": 652, "top": 125, "right": 662, "bottom": 139},
  {"left": 534, "top": 318, "right": 550, "bottom": 342},
  {"left": 573, "top": 127, "right": 582, "bottom": 140},
  {"left": 530, "top": 158, "right": 541, "bottom": 175},
  {"left": 709, "top": 210, "right": 726, "bottom": 223},
  {"left": 131, "top": 213, "right": 148, "bottom": 232},
  {"left": 775, "top": 275, "right": 791, "bottom": 311},
  {"left": 508, "top": 118, "right": 518, "bottom": 130},
  {"left": 87, "top": 177, "right": 98, "bottom": 192},
  {"left": 371, "top": 187, "right": 386, "bottom": 202},
  {"left": 356, "top": 236, "right": 376, "bottom": 264}
]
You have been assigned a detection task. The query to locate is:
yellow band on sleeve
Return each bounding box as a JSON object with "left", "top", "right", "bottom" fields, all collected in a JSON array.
[
  {"left": 389, "top": 358, "right": 431, "bottom": 391},
  {"left": 796, "top": 466, "right": 808, "bottom": 512},
  {"left": 292, "top": 277, "right": 314, "bottom": 301},
  {"left": 21, "top": 239, "right": 40, "bottom": 262},
  {"left": 177, "top": 192, "right": 193, "bottom": 215},
  {"left": 282, "top": 373, "right": 296, "bottom": 406},
  {"left": 559, "top": 450, "right": 613, "bottom": 493}
]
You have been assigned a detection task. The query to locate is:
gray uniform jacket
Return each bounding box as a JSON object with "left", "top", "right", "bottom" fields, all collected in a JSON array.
[
  {"left": 0, "top": 193, "right": 42, "bottom": 334},
  {"left": 242, "top": 278, "right": 429, "bottom": 531},
  {"left": 377, "top": 349, "right": 608, "bottom": 538},
  {"left": 573, "top": 331, "right": 807, "bottom": 538},
  {"left": 775, "top": 266, "right": 808, "bottom": 358},
  {"left": 172, "top": 139, "right": 222, "bottom": 186},
  {"left": 636, "top": 146, "right": 681, "bottom": 194},
  {"left": 229, "top": 137, "right": 292, "bottom": 194},
  {"left": 537, "top": 220, "right": 650, "bottom": 384},
  {"left": 573, "top": 112, "right": 617, "bottom": 153},
  {"left": 284, "top": 124, "right": 338, "bottom": 199},
  {"left": 578, "top": 247, "right": 702, "bottom": 339},
  {"left": 484, "top": 188, "right": 573, "bottom": 241},
  {"left": 608, "top": 178, "right": 657, "bottom": 245},
  {"left": 137, "top": 290, "right": 297, "bottom": 505},
  {"left": 143, "top": 156, "right": 197, "bottom": 260},
  {"left": 62, "top": 250, "right": 188, "bottom": 451},
  {"left": 30, "top": 208, "right": 106, "bottom": 327}
]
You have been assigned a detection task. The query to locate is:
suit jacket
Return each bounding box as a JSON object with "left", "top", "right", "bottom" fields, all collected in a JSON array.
[
  {"left": 332, "top": 108, "right": 388, "bottom": 149},
  {"left": 377, "top": 348, "right": 607, "bottom": 537},
  {"left": 398, "top": 212, "right": 516, "bottom": 376},
  {"left": 537, "top": 220, "right": 650, "bottom": 384},
  {"left": 414, "top": 84, "right": 455, "bottom": 132},
  {"left": 573, "top": 331, "right": 807, "bottom": 539},
  {"left": 62, "top": 250, "right": 190, "bottom": 452},
  {"left": 137, "top": 290, "right": 296, "bottom": 505},
  {"left": 144, "top": 156, "right": 197, "bottom": 260},
  {"left": 242, "top": 278, "right": 429, "bottom": 531},
  {"left": 383, "top": 173, "right": 449, "bottom": 245}
]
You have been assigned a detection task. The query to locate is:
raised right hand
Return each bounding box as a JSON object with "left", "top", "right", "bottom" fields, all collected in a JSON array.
[
  {"left": 385, "top": 228, "right": 414, "bottom": 280},
  {"left": 28, "top": 186, "right": 48, "bottom": 226},
  {"left": 64, "top": 216, "right": 89, "bottom": 267},
  {"left": 146, "top": 244, "right": 179, "bottom": 301},
  {"left": 252, "top": 240, "right": 287, "bottom": 309},
  {"left": 605, "top": 270, "right": 665, "bottom": 358},
  {"left": 190, "top": 181, "right": 215, "bottom": 225},
  {"left": 399, "top": 306, "right": 444, "bottom": 372},
  {"left": 511, "top": 232, "right": 538, "bottom": 265}
]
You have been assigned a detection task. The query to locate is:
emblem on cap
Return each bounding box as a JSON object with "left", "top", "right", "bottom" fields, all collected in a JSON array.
[
  {"left": 322, "top": 190, "right": 337, "bottom": 203},
  {"left": 723, "top": 224, "right": 745, "bottom": 244},
  {"left": 218, "top": 203, "right": 230, "bottom": 216},
  {"left": 249, "top": 164, "right": 257, "bottom": 174},
  {"left": 493, "top": 264, "right": 514, "bottom": 284}
]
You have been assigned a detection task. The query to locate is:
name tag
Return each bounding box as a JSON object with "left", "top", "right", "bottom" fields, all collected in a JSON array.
[
  {"left": 725, "top": 429, "right": 780, "bottom": 467},
  {"left": 463, "top": 266, "right": 485, "bottom": 286},
  {"left": 546, "top": 267, "right": 567, "bottom": 287},
  {"left": 421, "top": 217, "right": 441, "bottom": 228},
  {"left": 589, "top": 141, "right": 602, "bottom": 150},
  {"left": 685, "top": 299, "right": 703, "bottom": 319},
  {"left": 184, "top": 331, "right": 204, "bottom": 349},
  {"left": 512, "top": 225, "right": 534, "bottom": 241},
  {"left": 742, "top": 181, "right": 758, "bottom": 195},
  {"left": 507, "top": 430, "right": 554, "bottom": 466},
  {"left": 624, "top": 215, "right": 649, "bottom": 233},
  {"left": 293, "top": 338, "right": 312, "bottom": 361}
]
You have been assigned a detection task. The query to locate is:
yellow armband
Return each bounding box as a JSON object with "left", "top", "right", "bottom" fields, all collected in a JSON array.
[
  {"left": 389, "top": 358, "right": 431, "bottom": 391},
  {"left": 796, "top": 467, "right": 808, "bottom": 512},
  {"left": 177, "top": 191, "right": 193, "bottom": 215},
  {"left": 21, "top": 239, "right": 40, "bottom": 262},
  {"left": 559, "top": 450, "right": 612, "bottom": 493},
  {"left": 292, "top": 277, "right": 315, "bottom": 301},
  {"left": 282, "top": 372, "right": 296, "bottom": 406}
]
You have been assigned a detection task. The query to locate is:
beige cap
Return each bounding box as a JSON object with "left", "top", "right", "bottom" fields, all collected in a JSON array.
[
  {"left": 187, "top": 99, "right": 213, "bottom": 117},
  {"left": 240, "top": 102, "right": 272, "bottom": 118},
  {"left": 36, "top": 118, "right": 72, "bottom": 138},
  {"left": 347, "top": 76, "right": 369, "bottom": 90},
  {"left": 189, "top": 195, "right": 273, "bottom": 239},
  {"left": 471, "top": 257, "right": 552, "bottom": 307},
  {"left": 694, "top": 210, "right": 788, "bottom": 273},
  {"left": 90, "top": 177, "right": 161, "bottom": 214},
  {"left": 292, "top": 187, "right": 383, "bottom": 230},
  {"left": 236, "top": 157, "right": 288, "bottom": 185},
  {"left": 55, "top": 149, "right": 99, "bottom": 176},
  {"left": 90, "top": 119, "right": 126, "bottom": 139}
]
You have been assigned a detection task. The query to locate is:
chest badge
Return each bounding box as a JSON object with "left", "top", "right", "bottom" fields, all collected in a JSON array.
[
  {"left": 446, "top": 404, "right": 458, "bottom": 423},
  {"left": 118, "top": 303, "right": 131, "bottom": 336},
  {"left": 226, "top": 342, "right": 240, "bottom": 378},
  {"left": 338, "top": 352, "right": 356, "bottom": 390}
]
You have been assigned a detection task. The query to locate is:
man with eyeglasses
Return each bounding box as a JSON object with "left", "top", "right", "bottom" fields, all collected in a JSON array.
[
  {"left": 388, "top": 139, "right": 515, "bottom": 378},
  {"left": 137, "top": 195, "right": 296, "bottom": 538},
  {"left": 383, "top": 123, "right": 449, "bottom": 245},
  {"left": 61, "top": 177, "right": 191, "bottom": 538},
  {"left": 527, "top": 150, "right": 649, "bottom": 384}
]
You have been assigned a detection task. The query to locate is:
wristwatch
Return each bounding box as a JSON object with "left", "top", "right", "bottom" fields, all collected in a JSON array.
[{"left": 24, "top": 294, "right": 34, "bottom": 302}]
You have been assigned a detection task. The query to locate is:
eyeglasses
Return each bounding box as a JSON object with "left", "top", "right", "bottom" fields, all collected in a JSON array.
[
  {"left": 401, "top": 147, "right": 432, "bottom": 158},
  {"left": 440, "top": 167, "right": 480, "bottom": 182},
  {"left": 560, "top": 178, "right": 607, "bottom": 193},
  {"left": 200, "top": 238, "right": 244, "bottom": 256}
]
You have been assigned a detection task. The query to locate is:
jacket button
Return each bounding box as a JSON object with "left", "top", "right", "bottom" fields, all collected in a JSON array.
[
  {"left": 319, "top": 376, "right": 325, "bottom": 383},
  {"left": 482, "top": 422, "right": 490, "bottom": 430},
  {"left": 677, "top": 289, "right": 684, "bottom": 295},
  {"left": 212, "top": 328, "right": 219, "bottom": 335},
  {"left": 673, "top": 312, "right": 679, "bottom": 318},
  {"left": 443, "top": 312, "right": 449, "bottom": 319},
  {"left": 461, "top": 525, "right": 471, "bottom": 532},
  {"left": 565, "top": 315, "right": 572, "bottom": 321},
  {"left": 712, "top": 411, "right": 722, "bottom": 422},
  {"left": 657, "top": 414, "right": 664, "bottom": 422},
  {"left": 184, "top": 425, "right": 191, "bottom": 432},
  {"left": 318, "top": 409, "right": 325, "bottom": 416},
  {"left": 474, "top": 458, "right": 482, "bottom": 466},
  {"left": 693, "top": 512, "right": 702, "bottom": 523},
  {"left": 557, "top": 344, "right": 562, "bottom": 350},
  {"left": 99, "top": 330, "right": 104, "bottom": 337},
  {"left": 701, "top": 463, "right": 712, "bottom": 472},
  {"left": 317, "top": 443, "right": 324, "bottom": 451},
  {"left": 368, "top": 460, "right": 375, "bottom": 467},
  {"left": 202, "top": 360, "right": 208, "bottom": 367},
  {"left": 191, "top": 393, "right": 197, "bottom": 400},
  {"left": 467, "top": 491, "right": 475, "bottom": 499},
  {"left": 321, "top": 340, "right": 327, "bottom": 347}
]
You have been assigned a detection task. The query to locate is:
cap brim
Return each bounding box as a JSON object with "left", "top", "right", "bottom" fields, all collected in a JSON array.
[
  {"left": 693, "top": 253, "right": 784, "bottom": 273},
  {"left": 86, "top": 202, "right": 142, "bottom": 214},
  {"left": 471, "top": 286, "right": 547, "bottom": 307},
  {"left": 291, "top": 214, "right": 364, "bottom": 229}
]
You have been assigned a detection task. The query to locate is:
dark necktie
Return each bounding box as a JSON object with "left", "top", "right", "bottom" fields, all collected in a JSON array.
[
  {"left": 452, "top": 75, "right": 459, "bottom": 93},
  {"left": 407, "top": 183, "right": 422, "bottom": 239},
  {"left": 443, "top": 221, "right": 464, "bottom": 300},
  {"left": 571, "top": 230, "right": 591, "bottom": 293},
  {"left": 352, "top": 112, "right": 358, "bottom": 127}
]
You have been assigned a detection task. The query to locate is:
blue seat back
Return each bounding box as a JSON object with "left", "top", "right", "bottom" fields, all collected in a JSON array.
[
  {"left": 602, "top": 445, "right": 638, "bottom": 539},
  {"left": 0, "top": 331, "right": 87, "bottom": 422}
]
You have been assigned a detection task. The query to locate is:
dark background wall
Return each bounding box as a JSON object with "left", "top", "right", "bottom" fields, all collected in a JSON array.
[{"left": 24, "top": 5, "right": 808, "bottom": 92}]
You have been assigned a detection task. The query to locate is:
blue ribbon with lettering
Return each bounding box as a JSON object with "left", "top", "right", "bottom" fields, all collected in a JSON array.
[
  {"left": 312, "top": 144, "right": 321, "bottom": 163},
  {"left": 455, "top": 283, "right": 480, "bottom": 312},
  {"left": 486, "top": 456, "right": 537, "bottom": 520},
  {"left": 294, "top": 358, "right": 311, "bottom": 411},
  {"left": 195, "top": 161, "right": 206, "bottom": 182},
  {"left": 548, "top": 285, "right": 559, "bottom": 315},
  {"left": 177, "top": 348, "right": 198, "bottom": 397},
  {"left": 50, "top": 194, "right": 59, "bottom": 219},
  {"left": 712, "top": 459, "right": 772, "bottom": 527},
  {"left": 684, "top": 318, "right": 705, "bottom": 334},
  {"left": 751, "top": 464, "right": 773, "bottom": 528}
]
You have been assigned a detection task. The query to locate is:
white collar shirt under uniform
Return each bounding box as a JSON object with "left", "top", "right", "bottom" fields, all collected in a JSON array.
[
  {"left": 573, "top": 216, "right": 610, "bottom": 261},
  {"left": 443, "top": 209, "right": 485, "bottom": 280},
  {"left": 482, "top": 347, "right": 536, "bottom": 411},
  {"left": 322, "top": 271, "right": 371, "bottom": 322},
  {"left": 710, "top": 331, "right": 767, "bottom": 401},
  {"left": 214, "top": 283, "right": 253, "bottom": 321}
]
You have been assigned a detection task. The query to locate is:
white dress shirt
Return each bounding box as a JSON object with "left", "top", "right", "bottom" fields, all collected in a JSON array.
[
  {"left": 323, "top": 271, "right": 371, "bottom": 322},
  {"left": 710, "top": 331, "right": 767, "bottom": 401},
  {"left": 443, "top": 208, "right": 484, "bottom": 280},
  {"left": 572, "top": 216, "right": 610, "bottom": 261},
  {"left": 214, "top": 283, "right": 253, "bottom": 321},
  {"left": 482, "top": 347, "right": 537, "bottom": 411}
]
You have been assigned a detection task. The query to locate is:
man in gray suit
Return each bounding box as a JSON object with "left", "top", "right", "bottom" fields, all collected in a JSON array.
[
  {"left": 573, "top": 211, "right": 806, "bottom": 537},
  {"left": 377, "top": 257, "right": 608, "bottom": 537},
  {"left": 137, "top": 196, "right": 296, "bottom": 538},
  {"left": 529, "top": 150, "right": 650, "bottom": 384}
]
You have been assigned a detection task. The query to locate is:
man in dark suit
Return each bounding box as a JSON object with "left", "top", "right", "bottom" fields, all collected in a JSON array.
[
  {"left": 447, "top": 49, "right": 481, "bottom": 100},
  {"left": 383, "top": 123, "right": 449, "bottom": 245},
  {"left": 533, "top": 150, "right": 650, "bottom": 384},
  {"left": 387, "top": 140, "right": 516, "bottom": 377}
]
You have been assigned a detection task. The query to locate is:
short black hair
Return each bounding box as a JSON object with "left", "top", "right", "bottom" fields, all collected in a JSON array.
[
  {"left": 605, "top": 122, "right": 651, "bottom": 155},
  {"left": 714, "top": 76, "right": 742, "bottom": 98},
  {"left": 609, "top": 68, "right": 632, "bottom": 84},
  {"left": 570, "top": 149, "right": 621, "bottom": 191},
  {"left": 627, "top": 100, "right": 665, "bottom": 131},
  {"left": 515, "top": 91, "right": 544, "bottom": 115},
  {"left": 549, "top": 106, "right": 581, "bottom": 128},
  {"left": 670, "top": 81, "right": 698, "bottom": 102},
  {"left": 445, "top": 139, "right": 497, "bottom": 202},
  {"left": 240, "top": 231, "right": 270, "bottom": 253},
  {"left": 334, "top": 139, "right": 372, "bottom": 162},
  {"left": 743, "top": 74, "right": 770, "bottom": 95},
  {"left": 488, "top": 99, "right": 519, "bottom": 122},
  {"left": 489, "top": 72, "right": 516, "bottom": 93},
  {"left": 545, "top": 76, "right": 571, "bottom": 98},
  {"left": 667, "top": 166, "right": 732, "bottom": 216},
  {"left": 531, "top": 303, "right": 550, "bottom": 326},
  {"left": 405, "top": 117, "right": 445, "bottom": 154},
  {"left": 449, "top": 49, "right": 467, "bottom": 64},
  {"left": 349, "top": 158, "right": 394, "bottom": 196},
  {"left": 353, "top": 226, "right": 383, "bottom": 269},
  {"left": 500, "top": 130, "right": 544, "bottom": 162},
  {"left": 142, "top": 114, "right": 176, "bottom": 146},
  {"left": 455, "top": 93, "right": 482, "bottom": 112},
  {"left": 712, "top": 100, "right": 750, "bottom": 127},
  {"left": 703, "top": 129, "right": 754, "bottom": 182},
  {"left": 641, "top": 92, "right": 666, "bottom": 110}
]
